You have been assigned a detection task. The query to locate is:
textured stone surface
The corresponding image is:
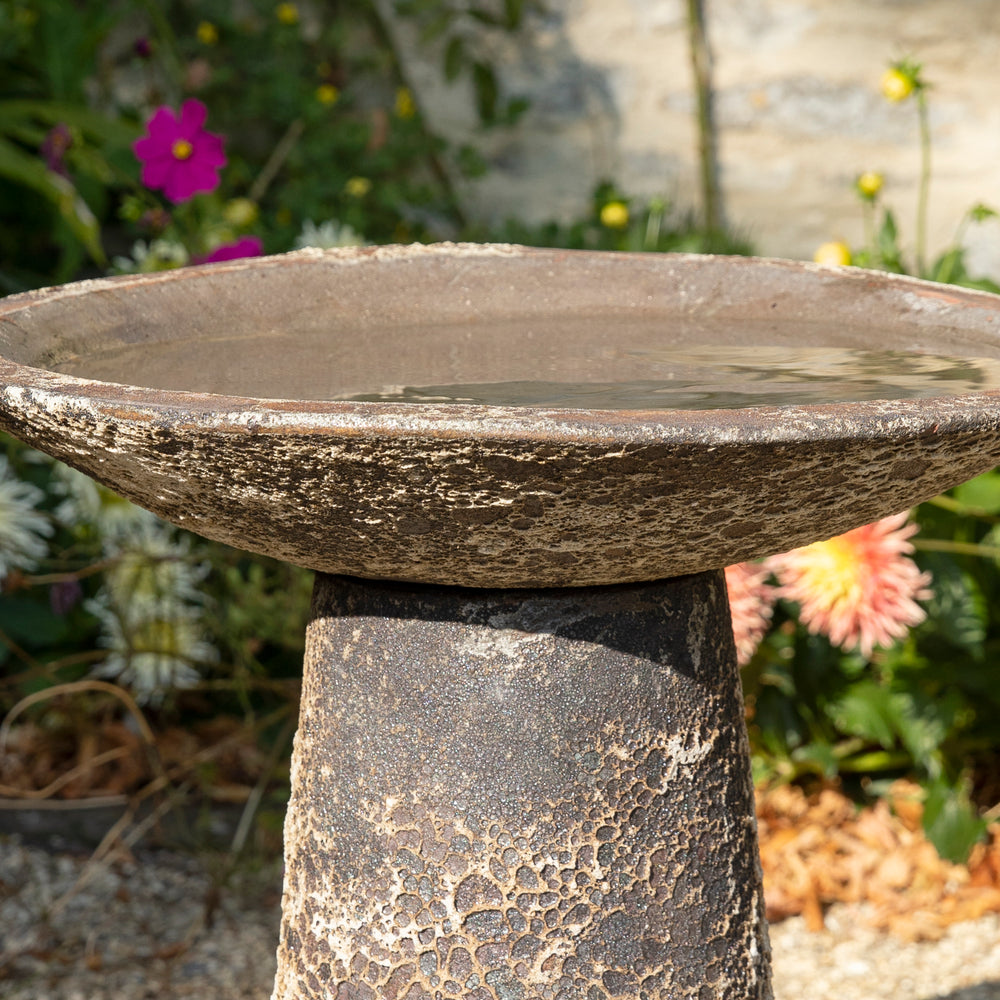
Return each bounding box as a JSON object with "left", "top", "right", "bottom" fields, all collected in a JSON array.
[
  {"left": 2, "top": 245, "right": 1000, "bottom": 587},
  {"left": 273, "top": 570, "right": 771, "bottom": 1000}
]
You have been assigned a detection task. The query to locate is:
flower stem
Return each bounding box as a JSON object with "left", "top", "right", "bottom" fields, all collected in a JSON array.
[
  {"left": 862, "top": 200, "right": 877, "bottom": 264},
  {"left": 686, "top": 0, "right": 724, "bottom": 233},
  {"left": 137, "top": 0, "right": 185, "bottom": 99},
  {"left": 249, "top": 118, "right": 304, "bottom": 204},
  {"left": 923, "top": 491, "right": 1000, "bottom": 523},
  {"left": 915, "top": 89, "right": 931, "bottom": 277},
  {"left": 913, "top": 537, "right": 1000, "bottom": 561}
]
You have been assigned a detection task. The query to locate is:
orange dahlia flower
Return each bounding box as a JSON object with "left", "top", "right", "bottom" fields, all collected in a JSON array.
[
  {"left": 768, "top": 512, "right": 933, "bottom": 658},
  {"left": 725, "top": 562, "right": 777, "bottom": 666}
]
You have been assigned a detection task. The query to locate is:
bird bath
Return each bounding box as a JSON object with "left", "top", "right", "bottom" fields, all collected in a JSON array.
[{"left": 3, "top": 243, "right": 1000, "bottom": 1000}]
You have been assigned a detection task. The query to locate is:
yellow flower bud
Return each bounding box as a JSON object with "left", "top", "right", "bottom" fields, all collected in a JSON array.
[
  {"left": 881, "top": 67, "right": 914, "bottom": 102},
  {"left": 395, "top": 87, "right": 416, "bottom": 120},
  {"left": 599, "top": 201, "right": 629, "bottom": 230},
  {"left": 813, "top": 241, "right": 853, "bottom": 267},
  {"left": 856, "top": 171, "right": 884, "bottom": 200},
  {"left": 316, "top": 84, "right": 340, "bottom": 106},
  {"left": 276, "top": 2, "right": 299, "bottom": 25},
  {"left": 345, "top": 176, "right": 372, "bottom": 198},
  {"left": 223, "top": 198, "right": 259, "bottom": 227},
  {"left": 196, "top": 21, "right": 218, "bottom": 45}
]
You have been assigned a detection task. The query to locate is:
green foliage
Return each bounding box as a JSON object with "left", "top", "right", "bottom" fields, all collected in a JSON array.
[
  {"left": 470, "top": 182, "right": 754, "bottom": 255},
  {"left": 0, "top": 1, "right": 139, "bottom": 288},
  {"left": 745, "top": 474, "right": 1000, "bottom": 859},
  {"left": 394, "top": 0, "right": 540, "bottom": 125}
]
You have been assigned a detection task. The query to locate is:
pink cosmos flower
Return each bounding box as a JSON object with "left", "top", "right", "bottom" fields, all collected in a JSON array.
[
  {"left": 133, "top": 99, "right": 226, "bottom": 203},
  {"left": 768, "top": 512, "right": 933, "bottom": 658},
  {"left": 198, "top": 236, "right": 263, "bottom": 264},
  {"left": 725, "top": 562, "right": 777, "bottom": 666}
]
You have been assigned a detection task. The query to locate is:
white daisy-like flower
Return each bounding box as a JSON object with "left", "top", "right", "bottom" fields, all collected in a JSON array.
[
  {"left": 101, "top": 520, "right": 209, "bottom": 621},
  {"left": 89, "top": 601, "right": 217, "bottom": 705},
  {"left": 85, "top": 518, "right": 216, "bottom": 704},
  {"left": 52, "top": 463, "right": 156, "bottom": 541},
  {"left": 0, "top": 456, "right": 53, "bottom": 580},
  {"left": 111, "top": 238, "right": 189, "bottom": 274},
  {"left": 293, "top": 218, "right": 365, "bottom": 250}
]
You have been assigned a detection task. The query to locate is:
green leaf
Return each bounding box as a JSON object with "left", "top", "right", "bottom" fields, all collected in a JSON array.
[
  {"left": 878, "top": 208, "right": 898, "bottom": 250},
  {"left": 0, "top": 99, "right": 137, "bottom": 147},
  {"left": 951, "top": 470, "right": 1000, "bottom": 514},
  {"left": 789, "top": 740, "right": 839, "bottom": 779},
  {"left": 830, "top": 680, "right": 896, "bottom": 747},
  {"left": 472, "top": 61, "right": 498, "bottom": 123},
  {"left": 957, "top": 275, "right": 1000, "bottom": 294},
  {"left": 931, "top": 246, "right": 967, "bottom": 285},
  {"left": 922, "top": 778, "right": 988, "bottom": 863},
  {"left": 419, "top": 9, "right": 455, "bottom": 44},
  {"left": 0, "top": 136, "right": 105, "bottom": 265},
  {"left": 919, "top": 553, "right": 988, "bottom": 657},
  {"left": 0, "top": 595, "right": 69, "bottom": 647},
  {"left": 502, "top": 96, "right": 530, "bottom": 124},
  {"left": 503, "top": 0, "right": 526, "bottom": 28},
  {"left": 443, "top": 35, "right": 465, "bottom": 81},
  {"left": 969, "top": 202, "right": 998, "bottom": 224},
  {"left": 467, "top": 8, "right": 504, "bottom": 27},
  {"left": 888, "top": 688, "right": 961, "bottom": 773}
]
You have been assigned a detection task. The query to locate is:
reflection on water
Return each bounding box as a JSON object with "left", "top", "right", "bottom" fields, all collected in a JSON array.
[{"left": 344, "top": 347, "right": 1000, "bottom": 410}]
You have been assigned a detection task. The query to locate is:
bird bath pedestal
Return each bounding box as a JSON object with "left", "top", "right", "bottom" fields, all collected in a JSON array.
[{"left": 3, "top": 245, "right": 1000, "bottom": 1000}]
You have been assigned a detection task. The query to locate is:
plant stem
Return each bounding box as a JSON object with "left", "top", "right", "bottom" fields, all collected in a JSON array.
[
  {"left": 915, "top": 89, "right": 931, "bottom": 277},
  {"left": 249, "top": 118, "right": 305, "bottom": 204},
  {"left": 924, "top": 492, "right": 1000, "bottom": 524},
  {"left": 862, "top": 200, "right": 877, "bottom": 265},
  {"left": 138, "top": 0, "right": 186, "bottom": 99},
  {"left": 913, "top": 537, "right": 1000, "bottom": 561},
  {"left": 685, "top": 0, "right": 723, "bottom": 233}
]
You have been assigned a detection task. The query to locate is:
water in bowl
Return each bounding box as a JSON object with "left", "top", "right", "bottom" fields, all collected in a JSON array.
[
  {"left": 343, "top": 347, "right": 1000, "bottom": 411},
  {"left": 49, "top": 328, "right": 1000, "bottom": 411}
]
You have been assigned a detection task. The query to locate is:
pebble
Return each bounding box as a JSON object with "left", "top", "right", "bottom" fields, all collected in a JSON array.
[{"left": 2, "top": 836, "right": 999, "bottom": 998}]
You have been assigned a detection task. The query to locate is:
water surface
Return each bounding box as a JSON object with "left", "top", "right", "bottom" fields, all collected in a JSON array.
[
  {"left": 343, "top": 347, "right": 1000, "bottom": 410},
  {"left": 50, "top": 331, "right": 1000, "bottom": 411}
]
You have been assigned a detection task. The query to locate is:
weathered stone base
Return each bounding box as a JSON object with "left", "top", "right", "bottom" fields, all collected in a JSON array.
[{"left": 273, "top": 571, "right": 772, "bottom": 1000}]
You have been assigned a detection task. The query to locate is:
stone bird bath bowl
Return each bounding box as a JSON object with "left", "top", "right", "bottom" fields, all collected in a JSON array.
[{"left": 4, "top": 243, "right": 1000, "bottom": 1000}]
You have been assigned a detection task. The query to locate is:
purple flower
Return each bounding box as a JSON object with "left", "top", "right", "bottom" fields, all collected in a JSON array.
[
  {"left": 133, "top": 36, "right": 153, "bottom": 59},
  {"left": 200, "top": 236, "right": 263, "bottom": 263},
  {"left": 133, "top": 99, "right": 226, "bottom": 203},
  {"left": 40, "top": 123, "right": 73, "bottom": 177},
  {"left": 50, "top": 578, "right": 84, "bottom": 616}
]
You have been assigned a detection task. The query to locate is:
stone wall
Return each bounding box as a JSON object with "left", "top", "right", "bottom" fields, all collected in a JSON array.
[{"left": 388, "top": 0, "right": 1000, "bottom": 275}]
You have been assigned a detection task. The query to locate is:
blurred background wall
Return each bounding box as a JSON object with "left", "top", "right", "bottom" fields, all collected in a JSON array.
[{"left": 387, "top": 0, "right": 1000, "bottom": 271}]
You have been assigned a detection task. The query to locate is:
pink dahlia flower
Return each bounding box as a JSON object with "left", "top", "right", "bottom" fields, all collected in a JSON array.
[
  {"left": 725, "top": 562, "right": 776, "bottom": 666},
  {"left": 768, "top": 512, "right": 933, "bottom": 658},
  {"left": 199, "top": 236, "right": 263, "bottom": 263},
  {"left": 133, "top": 99, "right": 226, "bottom": 203}
]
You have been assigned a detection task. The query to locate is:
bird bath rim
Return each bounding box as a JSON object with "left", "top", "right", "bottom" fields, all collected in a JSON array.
[
  {"left": 3, "top": 243, "right": 1000, "bottom": 441},
  {"left": 2, "top": 243, "right": 1000, "bottom": 588}
]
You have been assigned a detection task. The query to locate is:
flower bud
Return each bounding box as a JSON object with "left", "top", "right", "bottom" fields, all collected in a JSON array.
[
  {"left": 856, "top": 171, "right": 884, "bottom": 200},
  {"left": 599, "top": 201, "right": 629, "bottom": 230},
  {"left": 813, "top": 241, "right": 852, "bottom": 266}
]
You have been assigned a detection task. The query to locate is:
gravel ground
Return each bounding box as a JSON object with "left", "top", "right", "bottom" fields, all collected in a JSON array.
[{"left": 2, "top": 835, "right": 999, "bottom": 1000}]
